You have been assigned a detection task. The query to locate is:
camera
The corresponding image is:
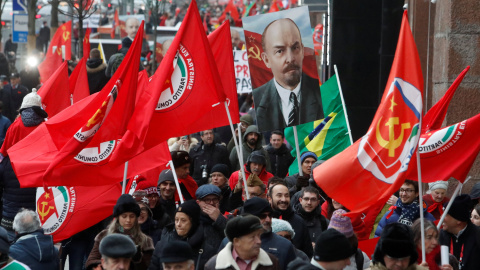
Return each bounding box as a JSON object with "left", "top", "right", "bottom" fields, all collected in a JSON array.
[{"left": 201, "top": 165, "right": 208, "bottom": 179}]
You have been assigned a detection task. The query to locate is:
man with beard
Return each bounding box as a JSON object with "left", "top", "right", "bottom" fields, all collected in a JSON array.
[
  {"left": 268, "top": 183, "right": 313, "bottom": 258},
  {"left": 265, "top": 131, "right": 294, "bottom": 178},
  {"left": 253, "top": 18, "right": 323, "bottom": 131},
  {"left": 229, "top": 125, "right": 270, "bottom": 172},
  {"left": 229, "top": 151, "right": 273, "bottom": 192}
]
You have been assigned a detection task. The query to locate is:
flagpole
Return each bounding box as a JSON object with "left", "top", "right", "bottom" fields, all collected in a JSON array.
[
  {"left": 334, "top": 65, "right": 353, "bottom": 145},
  {"left": 169, "top": 160, "right": 185, "bottom": 204},
  {"left": 224, "top": 101, "right": 249, "bottom": 199},
  {"left": 437, "top": 181, "right": 463, "bottom": 230},
  {"left": 415, "top": 112, "right": 427, "bottom": 263},
  {"left": 293, "top": 126, "right": 303, "bottom": 176},
  {"left": 121, "top": 161, "right": 128, "bottom": 194}
]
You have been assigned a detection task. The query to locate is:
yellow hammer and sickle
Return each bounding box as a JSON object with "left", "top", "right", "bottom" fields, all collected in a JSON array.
[
  {"left": 86, "top": 100, "right": 108, "bottom": 128},
  {"left": 375, "top": 116, "right": 411, "bottom": 157},
  {"left": 56, "top": 48, "right": 62, "bottom": 55},
  {"left": 38, "top": 202, "right": 55, "bottom": 221},
  {"left": 248, "top": 45, "right": 261, "bottom": 61},
  {"left": 63, "top": 31, "right": 70, "bottom": 42}
]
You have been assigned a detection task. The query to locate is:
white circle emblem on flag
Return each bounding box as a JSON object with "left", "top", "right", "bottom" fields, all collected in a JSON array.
[
  {"left": 36, "top": 186, "right": 75, "bottom": 235},
  {"left": 74, "top": 140, "right": 116, "bottom": 164},
  {"left": 156, "top": 44, "right": 195, "bottom": 112}
]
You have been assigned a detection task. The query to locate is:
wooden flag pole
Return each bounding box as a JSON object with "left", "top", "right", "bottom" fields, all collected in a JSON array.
[
  {"left": 293, "top": 126, "right": 303, "bottom": 176},
  {"left": 169, "top": 160, "right": 185, "bottom": 204},
  {"left": 334, "top": 65, "right": 353, "bottom": 145},
  {"left": 224, "top": 101, "right": 249, "bottom": 199}
]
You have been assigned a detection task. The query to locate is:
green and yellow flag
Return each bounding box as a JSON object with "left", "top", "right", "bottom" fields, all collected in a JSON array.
[{"left": 285, "top": 74, "right": 351, "bottom": 175}]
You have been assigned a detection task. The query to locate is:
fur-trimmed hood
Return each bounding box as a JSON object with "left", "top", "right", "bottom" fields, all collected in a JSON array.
[{"left": 86, "top": 59, "right": 107, "bottom": 74}]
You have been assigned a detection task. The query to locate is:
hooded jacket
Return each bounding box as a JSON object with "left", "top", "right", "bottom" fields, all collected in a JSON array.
[
  {"left": 229, "top": 125, "right": 271, "bottom": 172},
  {"left": 86, "top": 58, "right": 109, "bottom": 94},
  {"left": 9, "top": 230, "right": 59, "bottom": 270}
]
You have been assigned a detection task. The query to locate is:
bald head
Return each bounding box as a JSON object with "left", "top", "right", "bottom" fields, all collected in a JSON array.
[
  {"left": 125, "top": 18, "right": 140, "bottom": 39},
  {"left": 231, "top": 29, "right": 241, "bottom": 49},
  {"left": 260, "top": 19, "right": 304, "bottom": 90}
]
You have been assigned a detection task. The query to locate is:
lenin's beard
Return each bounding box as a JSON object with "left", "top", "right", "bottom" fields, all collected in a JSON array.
[{"left": 283, "top": 64, "right": 302, "bottom": 88}]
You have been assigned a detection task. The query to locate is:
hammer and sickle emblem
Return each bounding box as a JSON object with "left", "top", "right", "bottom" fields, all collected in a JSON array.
[
  {"left": 63, "top": 31, "right": 71, "bottom": 42},
  {"left": 86, "top": 101, "right": 107, "bottom": 128},
  {"left": 376, "top": 116, "right": 411, "bottom": 157},
  {"left": 38, "top": 202, "right": 55, "bottom": 221},
  {"left": 248, "top": 45, "right": 261, "bottom": 61},
  {"left": 56, "top": 48, "right": 62, "bottom": 55}
]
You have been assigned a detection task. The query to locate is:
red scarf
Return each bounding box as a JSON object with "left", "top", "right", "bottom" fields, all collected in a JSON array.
[{"left": 426, "top": 194, "right": 444, "bottom": 215}]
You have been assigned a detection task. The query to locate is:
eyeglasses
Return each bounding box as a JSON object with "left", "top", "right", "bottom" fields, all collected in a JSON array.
[
  {"left": 399, "top": 188, "right": 415, "bottom": 193},
  {"left": 258, "top": 213, "right": 272, "bottom": 220},
  {"left": 302, "top": 197, "right": 318, "bottom": 202},
  {"left": 201, "top": 197, "right": 219, "bottom": 204}
]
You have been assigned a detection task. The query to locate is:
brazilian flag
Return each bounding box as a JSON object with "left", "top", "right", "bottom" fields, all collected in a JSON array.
[{"left": 285, "top": 74, "right": 352, "bottom": 175}]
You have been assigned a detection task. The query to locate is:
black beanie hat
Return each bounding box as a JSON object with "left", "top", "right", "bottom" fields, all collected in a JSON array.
[
  {"left": 242, "top": 197, "right": 272, "bottom": 217},
  {"left": 171, "top": 151, "right": 191, "bottom": 168},
  {"left": 447, "top": 194, "right": 474, "bottom": 222},
  {"left": 176, "top": 200, "right": 201, "bottom": 230},
  {"left": 247, "top": 150, "right": 266, "bottom": 166},
  {"left": 373, "top": 223, "right": 418, "bottom": 265},
  {"left": 158, "top": 169, "right": 175, "bottom": 186},
  {"left": 159, "top": 240, "right": 194, "bottom": 263},
  {"left": 211, "top": 164, "right": 231, "bottom": 179},
  {"left": 314, "top": 229, "right": 354, "bottom": 262},
  {"left": 225, "top": 215, "right": 263, "bottom": 241},
  {"left": 113, "top": 194, "right": 141, "bottom": 217}
]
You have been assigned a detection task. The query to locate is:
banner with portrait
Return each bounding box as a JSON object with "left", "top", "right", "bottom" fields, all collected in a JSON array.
[{"left": 242, "top": 6, "right": 323, "bottom": 132}]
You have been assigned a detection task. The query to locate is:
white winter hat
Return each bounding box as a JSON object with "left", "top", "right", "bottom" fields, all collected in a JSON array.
[
  {"left": 428, "top": 181, "right": 448, "bottom": 191},
  {"left": 20, "top": 88, "right": 42, "bottom": 111}
]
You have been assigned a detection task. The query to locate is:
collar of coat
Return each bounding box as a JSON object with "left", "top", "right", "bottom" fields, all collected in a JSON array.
[{"left": 215, "top": 242, "right": 273, "bottom": 270}]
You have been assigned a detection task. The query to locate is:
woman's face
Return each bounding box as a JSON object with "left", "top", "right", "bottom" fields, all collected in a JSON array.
[
  {"left": 431, "top": 188, "right": 447, "bottom": 203},
  {"left": 332, "top": 199, "right": 343, "bottom": 210},
  {"left": 138, "top": 204, "right": 149, "bottom": 225},
  {"left": 471, "top": 209, "right": 480, "bottom": 226},
  {"left": 175, "top": 212, "right": 192, "bottom": 237},
  {"left": 422, "top": 228, "right": 439, "bottom": 254},
  {"left": 119, "top": 212, "right": 137, "bottom": 230}
]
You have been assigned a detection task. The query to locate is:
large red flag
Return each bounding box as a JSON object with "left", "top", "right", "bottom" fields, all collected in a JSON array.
[
  {"left": 408, "top": 113, "right": 480, "bottom": 183},
  {"left": 422, "top": 66, "right": 470, "bottom": 133},
  {"left": 111, "top": 10, "right": 119, "bottom": 38},
  {"left": 39, "top": 21, "right": 72, "bottom": 83},
  {"left": 68, "top": 57, "right": 90, "bottom": 103},
  {"left": 37, "top": 61, "right": 70, "bottom": 118},
  {"left": 83, "top": 28, "right": 91, "bottom": 59},
  {"left": 219, "top": 0, "right": 240, "bottom": 23},
  {"left": 36, "top": 184, "right": 121, "bottom": 243},
  {"left": 313, "top": 11, "right": 423, "bottom": 215}
]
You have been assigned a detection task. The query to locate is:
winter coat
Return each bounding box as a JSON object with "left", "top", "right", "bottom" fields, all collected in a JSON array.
[
  {"left": 141, "top": 217, "right": 164, "bottom": 246},
  {"left": 205, "top": 242, "right": 279, "bottom": 270},
  {"left": 86, "top": 58, "right": 109, "bottom": 94},
  {"left": 272, "top": 207, "right": 313, "bottom": 258},
  {"left": 189, "top": 141, "right": 231, "bottom": 186},
  {"left": 0, "top": 84, "right": 29, "bottom": 122},
  {"left": 294, "top": 204, "right": 328, "bottom": 245},
  {"left": 439, "top": 223, "right": 480, "bottom": 270},
  {"left": 9, "top": 230, "right": 59, "bottom": 270},
  {"left": 265, "top": 144, "right": 294, "bottom": 178},
  {"left": 366, "top": 263, "right": 427, "bottom": 270},
  {"left": 229, "top": 125, "right": 271, "bottom": 172},
  {"left": 375, "top": 200, "right": 435, "bottom": 237},
  {"left": 86, "top": 229, "right": 154, "bottom": 270},
  {"left": 228, "top": 164, "right": 273, "bottom": 190},
  {"left": 168, "top": 137, "right": 198, "bottom": 152}
]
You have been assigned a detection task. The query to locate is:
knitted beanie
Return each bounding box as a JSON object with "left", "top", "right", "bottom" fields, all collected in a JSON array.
[
  {"left": 271, "top": 218, "right": 295, "bottom": 238},
  {"left": 428, "top": 181, "right": 448, "bottom": 191},
  {"left": 113, "top": 194, "right": 141, "bottom": 217},
  {"left": 20, "top": 88, "right": 42, "bottom": 110},
  {"left": 328, "top": 209, "right": 354, "bottom": 238},
  {"left": 300, "top": 151, "right": 317, "bottom": 164}
]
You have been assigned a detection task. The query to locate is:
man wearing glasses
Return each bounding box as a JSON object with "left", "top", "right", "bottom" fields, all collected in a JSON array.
[
  {"left": 295, "top": 186, "right": 328, "bottom": 247},
  {"left": 375, "top": 180, "right": 435, "bottom": 237}
]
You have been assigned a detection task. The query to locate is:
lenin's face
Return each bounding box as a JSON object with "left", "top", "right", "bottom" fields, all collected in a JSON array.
[{"left": 261, "top": 19, "right": 304, "bottom": 90}]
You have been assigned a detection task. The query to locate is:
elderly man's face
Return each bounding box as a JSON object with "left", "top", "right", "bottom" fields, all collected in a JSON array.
[
  {"left": 261, "top": 19, "right": 304, "bottom": 90},
  {"left": 231, "top": 30, "right": 241, "bottom": 49},
  {"left": 101, "top": 257, "right": 131, "bottom": 270},
  {"left": 233, "top": 229, "right": 263, "bottom": 260},
  {"left": 249, "top": 162, "right": 263, "bottom": 175},
  {"left": 125, "top": 18, "right": 140, "bottom": 39}
]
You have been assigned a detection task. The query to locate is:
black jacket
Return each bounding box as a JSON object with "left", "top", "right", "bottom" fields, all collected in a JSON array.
[
  {"left": 0, "top": 84, "right": 29, "bottom": 122},
  {"left": 86, "top": 59, "right": 109, "bottom": 94},
  {"left": 294, "top": 203, "right": 328, "bottom": 244},
  {"left": 272, "top": 206, "right": 313, "bottom": 258},
  {"left": 265, "top": 144, "right": 294, "bottom": 178},
  {"left": 189, "top": 142, "right": 231, "bottom": 186},
  {"left": 439, "top": 223, "right": 480, "bottom": 270}
]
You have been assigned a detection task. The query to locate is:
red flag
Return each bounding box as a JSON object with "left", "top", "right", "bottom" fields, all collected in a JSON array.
[
  {"left": 244, "top": 30, "right": 319, "bottom": 88},
  {"left": 313, "top": 11, "right": 423, "bottom": 215},
  {"left": 68, "top": 57, "right": 90, "bottom": 103},
  {"left": 83, "top": 28, "right": 91, "bottom": 59},
  {"left": 269, "top": 0, "right": 283, "bottom": 13},
  {"left": 38, "top": 21, "right": 72, "bottom": 83},
  {"left": 37, "top": 61, "right": 70, "bottom": 118},
  {"left": 408, "top": 113, "right": 480, "bottom": 183},
  {"left": 219, "top": 0, "right": 240, "bottom": 23},
  {"left": 36, "top": 184, "right": 121, "bottom": 243},
  {"left": 422, "top": 66, "right": 470, "bottom": 133}
]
